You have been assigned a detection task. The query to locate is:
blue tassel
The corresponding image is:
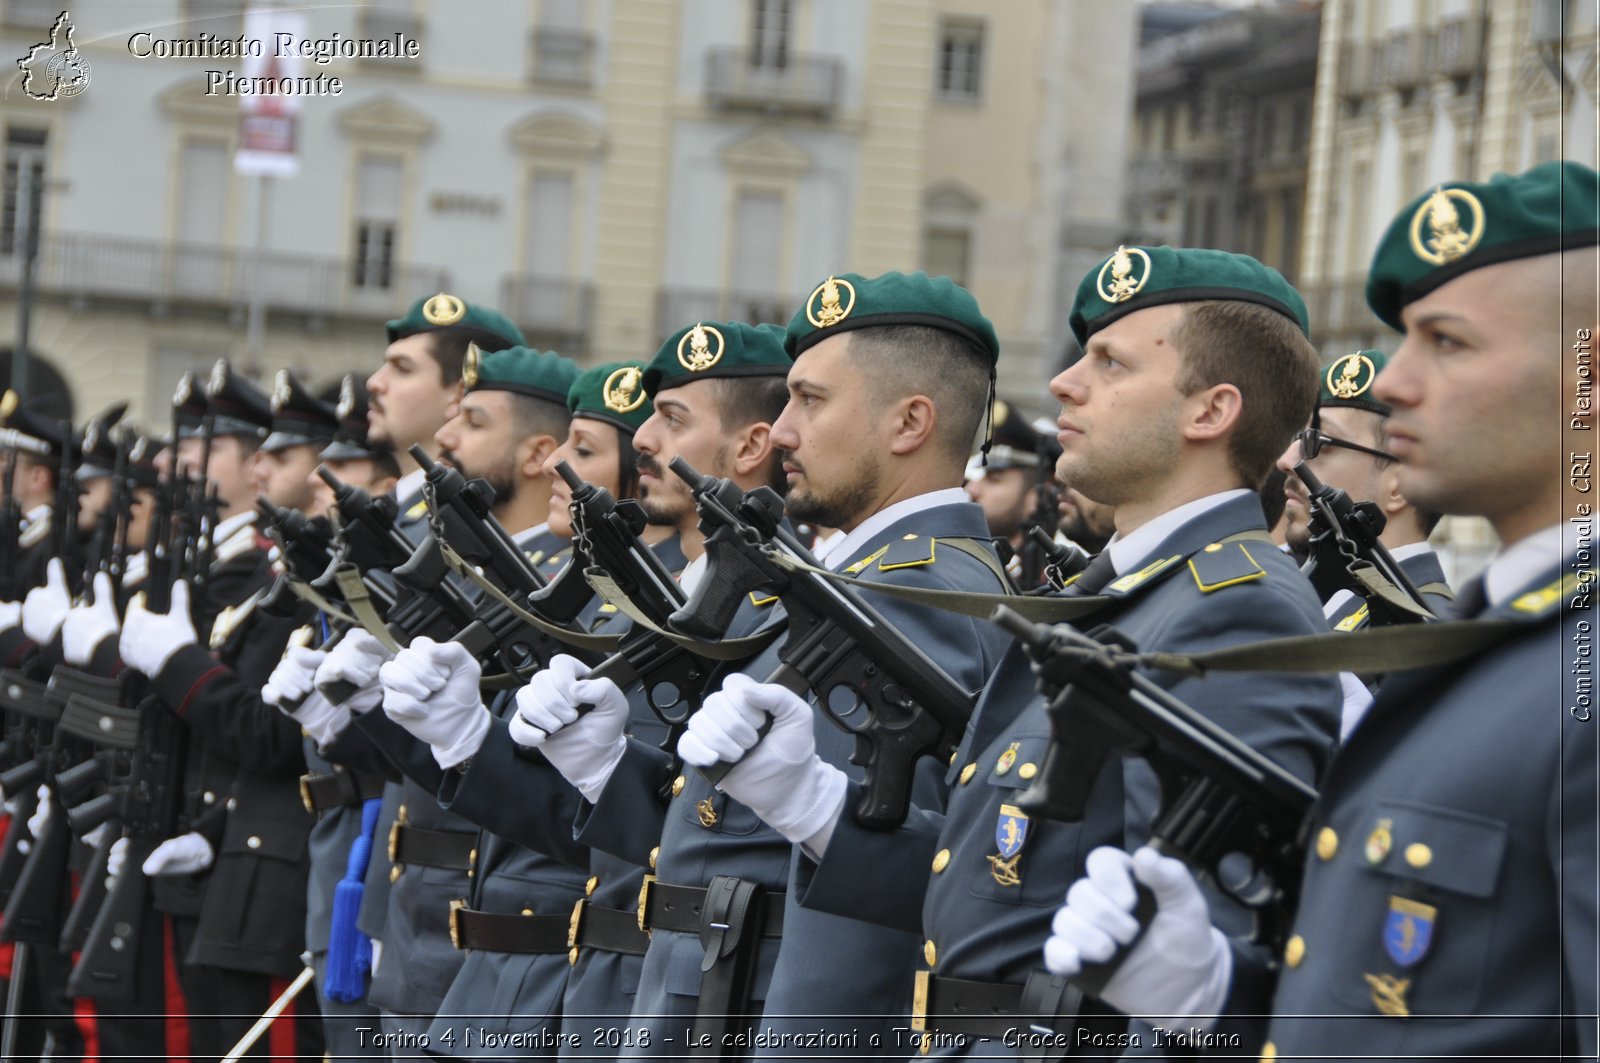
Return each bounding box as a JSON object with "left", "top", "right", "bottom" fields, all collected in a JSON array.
[{"left": 324, "top": 796, "right": 381, "bottom": 1003}]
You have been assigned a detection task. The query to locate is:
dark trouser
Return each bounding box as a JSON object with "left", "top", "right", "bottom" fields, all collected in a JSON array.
[
  {"left": 312, "top": 949, "right": 384, "bottom": 1061},
  {"left": 172, "top": 916, "right": 325, "bottom": 1061},
  {"left": 91, "top": 907, "right": 170, "bottom": 1060}
]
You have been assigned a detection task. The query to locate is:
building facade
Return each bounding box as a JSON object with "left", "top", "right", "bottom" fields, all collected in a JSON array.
[{"left": 0, "top": 0, "right": 1137, "bottom": 427}]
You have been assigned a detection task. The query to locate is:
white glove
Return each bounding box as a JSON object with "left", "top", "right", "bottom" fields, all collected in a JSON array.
[
  {"left": 22, "top": 559, "right": 71, "bottom": 644},
  {"left": 379, "top": 637, "right": 492, "bottom": 770},
  {"left": 25, "top": 784, "right": 50, "bottom": 838},
  {"left": 118, "top": 581, "right": 198, "bottom": 677},
  {"left": 142, "top": 831, "right": 215, "bottom": 876},
  {"left": 62, "top": 572, "right": 121, "bottom": 666},
  {"left": 266, "top": 646, "right": 353, "bottom": 746},
  {"left": 509, "top": 654, "right": 629, "bottom": 803},
  {"left": 0, "top": 599, "right": 21, "bottom": 632},
  {"left": 677, "top": 673, "right": 847, "bottom": 846},
  {"left": 106, "top": 836, "right": 128, "bottom": 879},
  {"left": 1042, "top": 846, "right": 1232, "bottom": 1022},
  {"left": 315, "top": 629, "right": 393, "bottom": 714}
]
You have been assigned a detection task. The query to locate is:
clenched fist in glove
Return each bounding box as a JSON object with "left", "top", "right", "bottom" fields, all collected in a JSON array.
[
  {"left": 142, "top": 831, "right": 215, "bottom": 876},
  {"left": 118, "top": 581, "right": 198, "bottom": 677},
  {"left": 265, "top": 646, "right": 354, "bottom": 747},
  {"left": 62, "top": 572, "right": 121, "bottom": 666},
  {"left": 1042, "top": 845, "right": 1231, "bottom": 1023},
  {"left": 508, "top": 654, "right": 628, "bottom": 803},
  {"left": 22, "top": 559, "right": 71, "bottom": 645},
  {"left": 313, "top": 629, "right": 393, "bottom": 714},
  {"left": 677, "top": 673, "right": 846, "bottom": 847},
  {"left": 380, "top": 637, "right": 492, "bottom": 769}
]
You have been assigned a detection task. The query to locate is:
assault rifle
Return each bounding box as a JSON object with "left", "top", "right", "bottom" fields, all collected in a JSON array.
[
  {"left": 993, "top": 607, "right": 1316, "bottom": 993},
  {"left": 667, "top": 458, "right": 975, "bottom": 829},
  {"left": 1295, "top": 463, "right": 1432, "bottom": 625}
]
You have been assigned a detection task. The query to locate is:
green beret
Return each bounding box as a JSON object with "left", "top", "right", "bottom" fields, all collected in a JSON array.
[
  {"left": 1317, "top": 349, "right": 1390, "bottom": 416},
  {"left": 1069, "top": 246, "right": 1309, "bottom": 347},
  {"left": 385, "top": 291, "right": 526, "bottom": 350},
  {"left": 462, "top": 344, "right": 577, "bottom": 406},
  {"left": 1365, "top": 161, "right": 1600, "bottom": 330},
  {"left": 784, "top": 271, "right": 999, "bottom": 365},
  {"left": 642, "top": 321, "right": 790, "bottom": 396},
  {"left": 568, "top": 361, "right": 653, "bottom": 434}
]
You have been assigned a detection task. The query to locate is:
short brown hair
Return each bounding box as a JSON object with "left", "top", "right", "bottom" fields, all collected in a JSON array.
[{"left": 1170, "top": 301, "right": 1320, "bottom": 488}]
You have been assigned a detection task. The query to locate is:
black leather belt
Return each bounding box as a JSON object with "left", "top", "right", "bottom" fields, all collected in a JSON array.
[
  {"left": 567, "top": 899, "right": 650, "bottom": 960},
  {"left": 910, "top": 970, "right": 1112, "bottom": 1059},
  {"left": 635, "top": 876, "right": 784, "bottom": 937},
  {"left": 299, "top": 769, "right": 385, "bottom": 815},
  {"left": 388, "top": 823, "right": 475, "bottom": 871},
  {"left": 448, "top": 901, "right": 568, "bottom": 953}
]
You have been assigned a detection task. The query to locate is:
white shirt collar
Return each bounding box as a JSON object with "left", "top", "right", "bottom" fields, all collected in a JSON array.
[
  {"left": 810, "top": 529, "right": 848, "bottom": 566},
  {"left": 1104, "top": 489, "right": 1254, "bottom": 577},
  {"left": 22, "top": 504, "right": 48, "bottom": 527},
  {"left": 1389, "top": 540, "right": 1432, "bottom": 562},
  {"left": 1485, "top": 523, "right": 1565, "bottom": 606},
  {"left": 511, "top": 522, "right": 551, "bottom": 548},
  {"left": 822, "top": 488, "right": 970, "bottom": 573},
  {"left": 213, "top": 510, "right": 257, "bottom": 545},
  {"left": 678, "top": 553, "right": 708, "bottom": 595},
  {"left": 394, "top": 468, "right": 426, "bottom": 508}
]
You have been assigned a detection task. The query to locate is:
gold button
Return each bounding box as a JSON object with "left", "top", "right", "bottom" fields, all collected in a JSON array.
[
  {"left": 1316, "top": 827, "right": 1338, "bottom": 861},
  {"left": 390, "top": 865, "right": 402, "bottom": 883},
  {"left": 585, "top": 876, "right": 598, "bottom": 896},
  {"left": 948, "top": 750, "right": 957, "bottom": 767},
  {"left": 902, "top": 533, "right": 917, "bottom": 540},
  {"left": 671, "top": 775, "right": 685, "bottom": 797},
  {"left": 1284, "top": 935, "right": 1305, "bottom": 968},
  {"left": 1018, "top": 763, "right": 1037, "bottom": 780},
  {"left": 648, "top": 846, "right": 659, "bottom": 870},
  {"left": 246, "top": 835, "right": 261, "bottom": 849},
  {"left": 923, "top": 939, "right": 937, "bottom": 968},
  {"left": 1260, "top": 1044, "right": 1276, "bottom": 1062},
  {"left": 521, "top": 907, "right": 534, "bottom": 916},
  {"left": 957, "top": 764, "right": 975, "bottom": 784},
  {"left": 931, "top": 849, "right": 950, "bottom": 873},
  {"left": 1405, "top": 843, "right": 1432, "bottom": 868}
]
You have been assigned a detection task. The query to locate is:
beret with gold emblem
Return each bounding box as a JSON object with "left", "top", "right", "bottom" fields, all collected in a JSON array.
[
  {"left": 1365, "top": 160, "right": 1600, "bottom": 330},
  {"left": 461, "top": 344, "right": 578, "bottom": 406},
  {"left": 1317, "top": 349, "right": 1390, "bottom": 416},
  {"left": 569, "top": 361, "right": 653, "bottom": 434},
  {"left": 1069, "top": 246, "right": 1310, "bottom": 347},
  {"left": 785, "top": 270, "right": 999, "bottom": 366},
  {"left": 262, "top": 369, "right": 339, "bottom": 454},
  {"left": 642, "top": 320, "right": 790, "bottom": 396},
  {"left": 385, "top": 291, "right": 526, "bottom": 351}
]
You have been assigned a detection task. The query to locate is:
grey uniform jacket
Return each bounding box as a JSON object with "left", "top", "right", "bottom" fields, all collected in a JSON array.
[
  {"left": 1236, "top": 554, "right": 1599, "bottom": 1059},
  {"left": 795, "top": 493, "right": 1341, "bottom": 1058},
  {"left": 575, "top": 501, "right": 1012, "bottom": 1055}
]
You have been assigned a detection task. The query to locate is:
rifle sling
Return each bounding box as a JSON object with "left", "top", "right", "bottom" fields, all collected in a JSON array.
[
  {"left": 434, "top": 540, "right": 624, "bottom": 655},
  {"left": 329, "top": 566, "right": 403, "bottom": 655},
  {"left": 584, "top": 571, "right": 777, "bottom": 662},
  {"left": 281, "top": 575, "right": 360, "bottom": 628},
  {"left": 1350, "top": 561, "right": 1436, "bottom": 620}
]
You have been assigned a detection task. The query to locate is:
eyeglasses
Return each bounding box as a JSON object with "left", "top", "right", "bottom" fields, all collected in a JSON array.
[{"left": 1294, "top": 427, "right": 1395, "bottom": 463}]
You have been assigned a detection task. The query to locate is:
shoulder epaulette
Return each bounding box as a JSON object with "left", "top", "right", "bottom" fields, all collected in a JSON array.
[
  {"left": 878, "top": 533, "right": 935, "bottom": 572},
  {"left": 1106, "top": 554, "right": 1184, "bottom": 595},
  {"left": 213, "top": 524, "right": 258, "bottom": 565},
  {"left": 749, "top": 591, "right": 779, "bottom": 608},
  {"left": 209, "top": 591, "right": 263, "bottom": 650},
  {"left": 406, "top": 499, "right": 429, "bottom": 520},
  {"left": 1187, "top": 541, "right": 1266, "bottom": 594},
  {"left": 843, "top": 546, "right": 889, "bottom": 575}
]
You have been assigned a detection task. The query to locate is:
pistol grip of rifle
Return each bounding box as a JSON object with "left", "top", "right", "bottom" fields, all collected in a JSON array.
[
  {"left": 316, "top": 679, "right": 360, "bottom": 707},
  {"left": 696, "top": 713, "right": 776, "bottom": 788},
  {"left": 1071, "top": 881, "right": 1158, "bottom": 999},
  {"left": 849, "top": 731, "right": 918, "bottom": 830}
]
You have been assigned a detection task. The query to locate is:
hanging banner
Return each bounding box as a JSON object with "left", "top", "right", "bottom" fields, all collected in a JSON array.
[{"left": 234, "top": 6, "right": 306, "bottom": 176}]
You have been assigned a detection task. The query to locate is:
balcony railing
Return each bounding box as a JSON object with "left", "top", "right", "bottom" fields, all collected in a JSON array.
[
  {"left": 1377, "top": 31, "right": 1424, "bottom": 90},
  {"left": 529, "top": 26, "right": 595, "bottom": 87},
  {"left": 658, "top": 286, "right": 794, "bottom": 339},
  {"left": 500, "top": 273, "right": 594, "bottom": 351},
  {"left": 0, "top": 232, "right": 448, "bottom": 321},
  {"left": 704, "top": 47, "right": 842, "bottom": 118},
  {"left": 1432, "top": 17, "right": 1484, "bottom": 78}
]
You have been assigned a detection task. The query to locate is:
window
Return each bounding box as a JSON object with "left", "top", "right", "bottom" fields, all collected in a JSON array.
[
  {"left": 519, "top": 171, "right": 576, "bottom": 325},
  {"left": 352, "top": 155, "right": 401, "bottom": 289},
  {"left": 730, "top": 189, "right": 784, "bottom": 299},
  {"left": 923, "top": 227, "right": 971, "bottom": 287},
  {"left": 2, "top": 128, "right": 46, "bottom": 257},
  {"left": 750, "top": 0, "right": 791, "bottom": 68},
  {"left": 936, "top": 19, "right": 983, "bottom": 102}
]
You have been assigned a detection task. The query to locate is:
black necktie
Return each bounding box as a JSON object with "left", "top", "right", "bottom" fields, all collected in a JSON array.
[{"left": 1067, "top": 550, "right": 1118, "bottom": 596}]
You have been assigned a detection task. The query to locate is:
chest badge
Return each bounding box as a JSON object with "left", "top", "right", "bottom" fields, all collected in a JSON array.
[
  {"left": 1363, "top": 972, "right": 1412, "bottom": 1017},
  {"left": 1383, "top": 895, "right": 1436, "bottom": 967},
  {"left": 1365, "top": 818, "right": 1393, "bottom": 865},
  {"left": 988, "top": 803, "right": 1029, "bottom": 887},
  {"left": 995, "top": 742, "right": 1020, "bottom": 775}
]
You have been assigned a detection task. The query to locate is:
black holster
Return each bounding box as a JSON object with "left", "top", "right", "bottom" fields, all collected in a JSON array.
[{"left": 690, "top": 875, "right": 767, "bottom": 1058}]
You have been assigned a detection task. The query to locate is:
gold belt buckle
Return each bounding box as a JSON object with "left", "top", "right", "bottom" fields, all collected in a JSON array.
[
  {"left": 448, "top": 898, "right": 467, "bottom": 950},
  {"left": 911, "top": 970, "right": 931, "bottom": 1055},
  {"left": 636, "top": 874, "right": 655, "bottom": 935},
  {"left": 387, "top": 805, "right": 408, "bottom": 864},
  {"left": 567, "top": 898, "right": 587, "bottom": 965},
  {"left": 298, "top": 775, "right": 315, "bottom": 816}
]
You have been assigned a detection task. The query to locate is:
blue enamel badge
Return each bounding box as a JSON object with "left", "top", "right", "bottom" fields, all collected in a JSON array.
[
  {"left": 995, "top": 804, "right": 1029, "bottom": 859},
  {"left": 1383, "top": 895, "right": 1436, "bottom": 968}
]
